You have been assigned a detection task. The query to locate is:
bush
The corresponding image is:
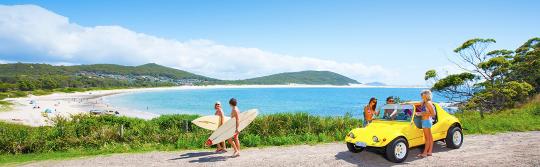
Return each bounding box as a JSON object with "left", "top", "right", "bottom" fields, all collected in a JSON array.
[{"left": 0, "top": 113, "right": 360, "bottom": 155}]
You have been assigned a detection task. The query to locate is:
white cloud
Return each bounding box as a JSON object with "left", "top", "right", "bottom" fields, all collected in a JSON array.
[{"left": 0, "top": 4, "right": 394, "bottom": 82}]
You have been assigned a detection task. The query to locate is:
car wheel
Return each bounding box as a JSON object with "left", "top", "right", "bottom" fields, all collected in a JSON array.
[
  {"left": 445, "top": 126, "right": 463, "bottom": 149},
  {"left": 385, "top": 138, "right": 408, "bottom": 163},
  {"left": 347, "top": 142, "right": 364, "bottom": 153}
]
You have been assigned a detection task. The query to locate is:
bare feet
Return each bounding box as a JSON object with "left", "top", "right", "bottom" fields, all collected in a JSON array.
[
  {"left": 231, "top": 152, "right": 240, "bottom": 158},
  {"left": 215, "top": 149, "right": 227, "bottom": 153},
  {"left": 427, "top": 153, "right": 432, "bottom": 156},
  {"left": 417, "top": 154, "right": 427, "bottom": 158}
]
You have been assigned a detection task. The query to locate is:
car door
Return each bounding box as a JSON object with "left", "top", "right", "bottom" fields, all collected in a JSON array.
[
  {"left": 430, "top": 104, "right": 446, "bottom": 140},
  {"left": 404, "top": 106, "right": 424, "bottom": 147}
]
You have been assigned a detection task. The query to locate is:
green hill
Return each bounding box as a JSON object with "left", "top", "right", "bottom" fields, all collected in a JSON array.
[
  {"left": 216, "top": 70, "right": 360, "bottom": 85},
  {"left": 0, "top": 63, "right": 215, "bottom": 81},
  {"left": 0, "top": 63, "right": 360, "bottom": 92}
]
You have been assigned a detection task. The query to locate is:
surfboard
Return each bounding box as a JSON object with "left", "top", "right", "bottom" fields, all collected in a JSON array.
[
  {"left": 191, "top": 115, "right": 231, "bottom": 131},
  {"left": 205, "top": 109, "right": 259, "bottom": 146}
]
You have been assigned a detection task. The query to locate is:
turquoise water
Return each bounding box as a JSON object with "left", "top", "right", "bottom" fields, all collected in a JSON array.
[{"left": 105, "top": 87, "right": 452, "bottom": 117}]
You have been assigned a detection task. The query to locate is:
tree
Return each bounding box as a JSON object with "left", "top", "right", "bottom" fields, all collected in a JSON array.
[
  {"left": 39, "top": 77, "right": 59, "bottom": 90},
  {"left": 17, "top": 79, "right": 36, "bottom": 91},
  {"left": 510, "top": 37, "right": 540, "bottom": 92},
  {"left": 0, "top": 83, "right": 17, "bottom": 92},
  {"left": 426, "top": 38, "right": 537, "bottom": 117}
]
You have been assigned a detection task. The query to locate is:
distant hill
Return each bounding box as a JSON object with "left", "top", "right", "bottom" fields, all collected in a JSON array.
[
  {"left": 72, "top": 63, "right": 215, "bottom": 81},
  {"left": 365, "top": 82, "right": 387, "bottom": 86},
  {"left": 0, "top": 63, "right": 216, "bottom": 81},
  {"left": 0, "top": 63, "right": 360, "bottom": 86},
  {"left": 217, "top": 71, "right": 360, "bottom": 85}
]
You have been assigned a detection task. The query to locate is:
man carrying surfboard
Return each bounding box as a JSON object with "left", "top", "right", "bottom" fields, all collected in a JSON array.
[
  {"left": 228, "top": 98, "right": 241, "bottom": 157},
  {"left": 214, "top": 101, "right": 227, "bottom": 153}
]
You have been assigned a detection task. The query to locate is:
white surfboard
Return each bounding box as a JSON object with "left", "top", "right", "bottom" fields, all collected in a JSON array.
[
  {"left": 191, "top": 115, "right": 231, "bottom": 131},
  {"left": 205, "top": 109, "right": 259, "bottom": 146}
]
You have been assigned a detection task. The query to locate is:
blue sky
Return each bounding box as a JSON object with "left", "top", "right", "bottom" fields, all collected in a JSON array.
[{"left": 0, "top": 0, "right": 538, "bottom": 85}]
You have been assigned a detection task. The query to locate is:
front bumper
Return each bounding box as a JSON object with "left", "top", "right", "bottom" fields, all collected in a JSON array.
[{"left": 355, "top": 141, "right": 367, "bottom": 147}]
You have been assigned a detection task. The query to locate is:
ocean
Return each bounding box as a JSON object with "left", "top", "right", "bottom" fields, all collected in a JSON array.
[{"left": 105, "top": 87, "right": 455, "bottom": 117}]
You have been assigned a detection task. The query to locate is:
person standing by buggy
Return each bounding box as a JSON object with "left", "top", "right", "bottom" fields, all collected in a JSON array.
[
  {"left": 228, "top": 98, "right": 241, "bottom": 157},
  {"left": 416, "top": 90, "right": 436, "bottom": 158}
]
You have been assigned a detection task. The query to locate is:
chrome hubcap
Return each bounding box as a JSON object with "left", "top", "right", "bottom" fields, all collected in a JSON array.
[
  {"left": 394, "top": 142, "right": 407, "bottom": 159},
  {"left": 453, "top": 131, "right": 462, "bottom": 145}
]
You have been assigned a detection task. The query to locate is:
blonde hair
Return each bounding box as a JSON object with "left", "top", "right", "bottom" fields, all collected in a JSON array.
[{"left": 421, "top": 90, "right": 432, "bottom": 101}]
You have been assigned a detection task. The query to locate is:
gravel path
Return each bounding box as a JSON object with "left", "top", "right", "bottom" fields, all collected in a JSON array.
[{"left": 21, "top": 131, "right": 540, "bottom": 167}]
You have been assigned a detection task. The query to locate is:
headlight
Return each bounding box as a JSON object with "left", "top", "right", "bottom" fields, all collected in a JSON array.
[
  {"left": 372, "top": 136, "right": 379, "bottom": 142},
  {"left": 348, "top": 132, "right": 355, "bottom": 139}
]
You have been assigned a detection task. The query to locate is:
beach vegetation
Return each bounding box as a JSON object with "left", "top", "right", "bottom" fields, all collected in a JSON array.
[
  {"left": 0, "top": 112, "right": 359, "bottom": 163},
  {"left": 425, "top": 37, "right": 539, "bottom": 116}
]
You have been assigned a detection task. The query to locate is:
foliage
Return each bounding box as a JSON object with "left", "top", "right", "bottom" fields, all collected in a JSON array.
[
  {"left": 426, "top": 37, "right": 539, "bottom": 114},
  {"left": 0, "top": 101, "right": 12, "bottom": 112},
  {"left": 510, "top": 37, "right": 540, "bottom": 92},
  {"left": 466, "top": 81, "right": 533, "bottom": 111},
  {"left": 0, "top": 63, "right": 216, "bottom": 94},
  {"left": 456, "top": 96, "right": 540, "bottom": 134},
  {"left": 0, "top": 113, "right": 359, "bottom": 156}
]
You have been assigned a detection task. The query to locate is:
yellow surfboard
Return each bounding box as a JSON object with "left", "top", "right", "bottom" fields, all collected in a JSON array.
[{"left": 191, "top": 115, "right": 231, "bottom": 131}]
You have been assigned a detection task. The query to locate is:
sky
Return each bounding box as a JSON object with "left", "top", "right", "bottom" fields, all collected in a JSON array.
[{"left": 0, "top": 0, "right": 538, "bottom": 85}]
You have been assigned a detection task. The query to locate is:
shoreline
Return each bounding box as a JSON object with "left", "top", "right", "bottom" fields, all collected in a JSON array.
[{"left": 0, "top": 84, "right": 426, "bottom": 127}]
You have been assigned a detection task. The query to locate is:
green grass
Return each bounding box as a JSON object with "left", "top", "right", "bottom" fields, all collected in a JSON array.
[
  {"left": 0, "top": 113, "right": 359, "bottom": 165},
  {"left": 456, "top": 97, "right": 540, "bottom": 134},
  {"left": 0, "top": 101, "right": 12, "bottom": 112}
]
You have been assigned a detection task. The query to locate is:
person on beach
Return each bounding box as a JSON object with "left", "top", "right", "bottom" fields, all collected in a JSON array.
[
  {"left": 363, "top": 97, "right": 379, "bottom": 126},
  {"left": 416, "top": 90, "right": 436, "bottom": 158},
  {"left": 228, "top": 98, "right": 241, "bottom": 157},
  {"left": 214, "top": 101, "right": 227, "bottom": 153}
]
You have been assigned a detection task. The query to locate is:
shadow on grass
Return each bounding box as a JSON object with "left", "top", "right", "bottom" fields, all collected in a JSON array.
[{"left": 335, "top": 142, "right": 453, "bottom": 166}]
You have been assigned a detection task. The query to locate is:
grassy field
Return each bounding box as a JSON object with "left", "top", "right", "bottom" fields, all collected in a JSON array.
[
  {"left": 456, "top": 96, "right": 540, "bottom": 134},
  {"left": 0, "top": 113, "right": 359, "bottom": 165},
  {"left": 0, "top": 101, "right": 12, "bottom": 112}
]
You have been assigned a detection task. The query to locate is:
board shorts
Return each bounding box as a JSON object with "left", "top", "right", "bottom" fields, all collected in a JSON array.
[{"left": 421, "top": 119, "right": 432, "bottom": 128}]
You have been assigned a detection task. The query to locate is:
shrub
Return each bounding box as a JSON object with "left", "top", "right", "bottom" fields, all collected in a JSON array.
[{"left": 0, "top": 113, "right": 359, "bottom": 155}]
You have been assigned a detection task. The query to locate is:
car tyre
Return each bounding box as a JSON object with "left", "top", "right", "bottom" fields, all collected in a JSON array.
[
  {"left": 347, "top": 142, "right": 364, "bottom": 153},
  {"left": 445, "top": 126, "right": 463, "bottom": 149},
  {"left": 385, "top": 138, "right": 409, "bottom": 163}
]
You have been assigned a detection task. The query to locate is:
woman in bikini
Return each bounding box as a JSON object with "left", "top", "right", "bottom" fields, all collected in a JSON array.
[
  {"left": 214, "top": 101, "right": 227, "bottom": 153},
  {"left": 416, "top": 90, "right": 435, "bottom": 158},
  {"left": 363, "top": 97, "right": 379, "bottom": 127}
]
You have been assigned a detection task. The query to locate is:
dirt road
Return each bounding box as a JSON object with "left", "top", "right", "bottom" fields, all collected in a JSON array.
[{"left": 21, "top": 131, "right": 540, "bottom": 167}]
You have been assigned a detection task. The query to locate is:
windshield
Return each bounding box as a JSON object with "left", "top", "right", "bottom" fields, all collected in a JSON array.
[{"left": 378, "top": 104, "right": 413, "bottom": 121}]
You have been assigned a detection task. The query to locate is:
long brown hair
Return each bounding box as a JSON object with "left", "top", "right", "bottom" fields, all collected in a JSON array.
[{"left": 368, "top": 97, "right": 377, "bottom": 111}]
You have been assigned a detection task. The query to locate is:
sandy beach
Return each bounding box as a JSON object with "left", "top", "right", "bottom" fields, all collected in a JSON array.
[{"left": 0, "top": 87, "right": 170, "bottom": 126}]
